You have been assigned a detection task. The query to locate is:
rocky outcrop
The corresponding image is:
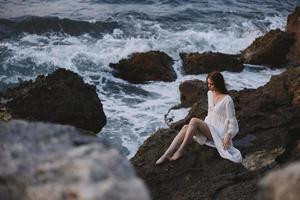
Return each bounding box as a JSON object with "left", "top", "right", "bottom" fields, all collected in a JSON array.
[
  {"left": 257, "top": 161, "right": 300, "bottom": 200},
  {"left": 241, "top": 29, "right": 295, "bottom": 67},
  {"left": 0, "top": 120, "right": 150, "bottom": 200},
  {"left": 131, "top": 66, "right": 300, "bottom": 200},
  {"left": 179, "top": 7, "right": 300, "bottom": 70},
  {"left": 286, "top": 6, "right": 300, "bottom": 65},
  {"left": 131, "top": 128, "right": 258, "bottom": 200},
  {"left": 109, "top": 51, "right": 176, "bottom": 84},
  {"left": 179, "top": 79, "right": 207, "bottom": 107},
  {"left": 0, "top": 68, "right": 106, "bottom": 133},
  {"left": 180, "top": 52, "right": 244, "bottom": 75}
]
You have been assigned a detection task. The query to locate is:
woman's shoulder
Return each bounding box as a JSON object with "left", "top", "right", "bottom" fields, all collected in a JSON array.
[
  {"left": 225, "top": 94, "right": 235, "bottom": 104},
  {"left": 225, "top": 93, "right": 231, "bottom": 99},
  {"left": 207, "top": 90, "right": 211, "bottom": 96}
]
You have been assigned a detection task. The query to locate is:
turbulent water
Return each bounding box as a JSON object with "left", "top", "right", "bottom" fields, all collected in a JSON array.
[{"left": 0, "top": 0, "right": 299, "bottom": 157}]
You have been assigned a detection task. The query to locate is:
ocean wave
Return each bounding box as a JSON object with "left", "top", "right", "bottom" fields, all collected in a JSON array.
[{"left": 0, "top": 16, "right": 119, "bottom": 39}]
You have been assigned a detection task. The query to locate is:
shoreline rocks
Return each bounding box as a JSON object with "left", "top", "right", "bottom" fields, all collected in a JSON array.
[
  {"left": 286, "top": 6, "right": 300, "bottom": 65},
  {"left": 109, "top": 51, "right": 176, "bottom": 84},
  {"left": 109, "top": 7, "right": 300, "bottom": 83},
  {"left": 0, "top": 68, "right": 106, "bottom": 133},
  {"left": 241, "top": 6, "right": 300, "bottom": 67},
  {"left": 130, "top": 66, "right": 300, "bottom": 200},
  {"left": 0, "top": 6, "right": 299, "bottom": 200},
  {"left": 257, "top": 161, "right": 300, "bottom": 200},
  {"left": 180, "top": 52, "right": 244, "bottom": 74},
  {"left": 0, "top": 120, "right": 150, "bottom": 200},
  {"left": 179, "top": 79, "right": 207, "bottom": 108},
  {"left": 241, "top": 29, "right": 295, "bottom": 67}
]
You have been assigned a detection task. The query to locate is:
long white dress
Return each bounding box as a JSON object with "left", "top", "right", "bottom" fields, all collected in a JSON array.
[{"left": 193, "top": 90, "right": 243, "bottom": 163}]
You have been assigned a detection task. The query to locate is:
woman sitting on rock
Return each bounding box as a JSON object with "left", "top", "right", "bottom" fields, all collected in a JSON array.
[{"left": 156, "top": 71, "right": 242, "bottom": 164}]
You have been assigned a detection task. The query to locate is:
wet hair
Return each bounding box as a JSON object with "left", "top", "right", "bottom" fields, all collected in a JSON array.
[{"left": 206, "top": 71, "right": 228, "bottom": 94}]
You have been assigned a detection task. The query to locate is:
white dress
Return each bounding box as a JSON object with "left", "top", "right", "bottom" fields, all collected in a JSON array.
[{"left": 193, "top": 90, "right": 243, "bottom": 163}]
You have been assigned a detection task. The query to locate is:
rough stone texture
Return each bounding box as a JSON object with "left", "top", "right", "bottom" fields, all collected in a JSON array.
[
  {"left": 1, "top": 68, "right": 106, "bottom": 133},
  {"left": 179, "top": 79, "right": 207, "bottom": 107},
  {"left": 109, "top": 51, "right": 176, "bottom": 84},
  {"left": 0, "top": 120, "right": 150, "bottom": 200},
  {"left": 180, "top": 52, "right": 244, "bottom": 75},
  {"left": 241, "top": 29, "right": 295, "bottom": 67},
  {"left": 257, "top": 161, "right": 300, "bottom": 200},
  {"left": 131, "top": 66, "right": 300, "bottom": 200},
  {"left": 286, "top": 6, "right": 300, "bottom": 65},
  {"left": 132, "top": 128, "right": 258, "bottom": 200}
]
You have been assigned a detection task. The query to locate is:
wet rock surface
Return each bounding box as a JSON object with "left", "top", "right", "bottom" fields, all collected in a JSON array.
[
  {"left": 179, "top": 79, "right": 207, "bottom": 108},
  {"left": 241, "top": 29, "right": 295, "bottom": 67},
  {"left": 180, "top": 52, "right": 244, "bottom": 75},
  {"left": 286, "top": 6, "right": 300, "bottom": 65},
  {"left": 0, "top": 68, "right": 106, "bottom": 133},
  {"left": 109, "top": 51, "right": 176, "bottom": 84}
]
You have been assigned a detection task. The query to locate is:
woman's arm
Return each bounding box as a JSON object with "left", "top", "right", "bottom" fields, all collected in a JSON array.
[
  {"left": 225, "top": 97, "right": 239, "bottom": 138},
  {"left": 223, "top": 97, "right": 239, "bottom": 150}
]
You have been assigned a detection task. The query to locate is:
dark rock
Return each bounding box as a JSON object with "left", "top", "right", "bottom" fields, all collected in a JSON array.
[
  {"left": 109, "top": 51, "right": 176, "bottom": 84},
  {"left": 180, "top": 52, "right": 244, "bottom": 75},
  {"left": 0, "top": 120, "right": 150, "bottom": 200},
  {"left": 1, "top": 68, "right": 106, "bottom": 133},
  {"left": 131, "top": 128, "right": 258, "bottom": 200},
  {"left": 179, "top": 79, "right": 207, "bottom": 107},
  {"left": 131, "top": 66, "right": 300, "bottom": 200},
  {"left": 170, "top": 100, "right": 208, "bottom": 131},
  {"left": 286, "top": 6, "right": 300, "bottom": 65},
  {"left": 241, "top": 29, "right": 295, "bottom": 67}
]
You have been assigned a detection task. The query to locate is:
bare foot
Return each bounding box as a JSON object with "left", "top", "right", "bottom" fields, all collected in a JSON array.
[
  {"left": 155, "top": 153, "right": 171, "bottom": 165},
  {"left": 170, "top": 150, "right": 184, "bottom": 161}
]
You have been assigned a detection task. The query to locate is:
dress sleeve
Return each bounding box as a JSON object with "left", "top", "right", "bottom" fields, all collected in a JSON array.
[
  {"left": 207, "top": 91, "right": 210, "bottom": 107},
  {"left": 204, "top": 91, "right": 211, "bottom": 122},
  {"left": 225, "top": 97, "right": 239, "bottom": 138}
]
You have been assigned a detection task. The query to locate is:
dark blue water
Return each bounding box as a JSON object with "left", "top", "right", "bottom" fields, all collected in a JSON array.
[
  {"left": 0, "top": 0, "right": 299, "bottom": 157},
  {"left": 1, "top": 0, "right": 299, "bottom": 34}
]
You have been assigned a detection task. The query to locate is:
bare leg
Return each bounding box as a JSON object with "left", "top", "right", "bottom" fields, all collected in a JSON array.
[
  {"left": 155, "top": 125, "right": 188, "bottom": 165},
  {"left": 170, "top": 118, "right": 212, "bottom": 161}
]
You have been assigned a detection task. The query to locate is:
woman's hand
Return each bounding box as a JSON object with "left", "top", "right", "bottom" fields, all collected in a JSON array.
[{"left": 223, "top": 133, "right": 231, "bottom": 150}]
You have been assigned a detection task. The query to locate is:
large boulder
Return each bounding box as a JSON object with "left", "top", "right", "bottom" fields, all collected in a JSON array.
[
  {"left": 109, "top": 51, "right": 176, "bottom": 84},
  {"left": 131, "top": 66, "right": 300, "bottom": 200},
  {"left": 179, "top": 79, "right": 207, "bottom": 107},
  {"left": 0, "top": 120, "right": 150, "bottom": 200},
  {"left": 180, "top": 52, "right": 244, "bottom": 75},
  {"left": 1, "top": 68, "right": 106, "bottom": 133},
  {"left": 286, "top": 6, "right": 300, "bottom": 65},
  {"left": 241, "top": 29, "right": 295, "bottom": 67},
  {"left": 257, "top": 161, "right": 300, "bottom": 200}
]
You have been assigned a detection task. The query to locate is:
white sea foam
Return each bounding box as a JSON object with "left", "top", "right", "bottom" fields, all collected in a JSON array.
[{"left": 1, "top": 13, "right": 285, "bottom": 75}]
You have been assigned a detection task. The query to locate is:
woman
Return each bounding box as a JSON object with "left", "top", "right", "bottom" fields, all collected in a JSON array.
[{"left": 156, "top": 71, "right": 242, "bottom": 164}]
